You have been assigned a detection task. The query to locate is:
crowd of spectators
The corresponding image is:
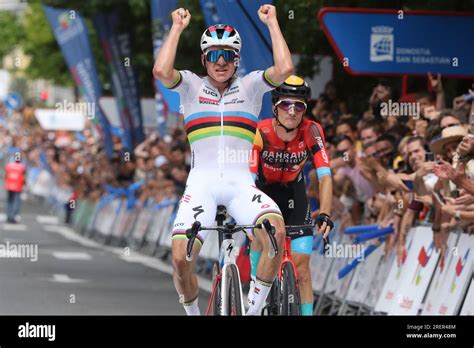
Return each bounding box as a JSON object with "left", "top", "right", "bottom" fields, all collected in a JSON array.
[
  {"left": 0, "top": 102, "right": 191, "bottom": 218},
  {"left": 306, "top": 75, "right": 473, "bottom": 262},
  {"left": 1, "top": 73, "right": 473, "bottom": 264}
]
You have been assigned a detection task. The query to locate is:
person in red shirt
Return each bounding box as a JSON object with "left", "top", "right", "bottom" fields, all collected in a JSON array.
[
  {"left": 5, "top": 157, "right": 26, "bottom": 223},
  {"left": 249, "top": 76, "right": 334, "bottom": 315}
]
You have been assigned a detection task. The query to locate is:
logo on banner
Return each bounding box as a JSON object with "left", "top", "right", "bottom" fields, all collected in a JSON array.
[
  {"left": 55, "top": 12, "right": 85, "bottom": 45},
  {"left": 370, "top": 26, "right": 394, "bottom": 62},
  {"left": 450, "top": 248, "right": 470, "bottom": 293},
  {"left": 59, "top": 12, "right": 71, "bottom": 29},
  {"left": 411, "top": 242, "right": 434, "bottom": 286}
]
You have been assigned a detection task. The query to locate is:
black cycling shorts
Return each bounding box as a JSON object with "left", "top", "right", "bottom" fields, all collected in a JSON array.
[{"left": 256, "top": 176, "right": 312, "bottom": 240}]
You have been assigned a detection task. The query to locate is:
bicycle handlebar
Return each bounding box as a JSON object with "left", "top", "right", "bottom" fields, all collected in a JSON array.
[{"left": 185, "top": 219, "right": 279, "bottom": 262}]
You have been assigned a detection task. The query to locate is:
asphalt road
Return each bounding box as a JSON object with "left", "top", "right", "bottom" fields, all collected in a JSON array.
[{"left": 0, "top": 183, "right": 208, "bottom": 315}]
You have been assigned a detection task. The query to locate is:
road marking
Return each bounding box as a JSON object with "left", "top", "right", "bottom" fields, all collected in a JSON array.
[
  {"left": 52, "top": 252, "right": 92, "bottom": 260},
  {"left": 43, "top": 225, "right": 99, "bottom": 249},
  {"left": 0, "top": 213, "right": 6, "bottom": 222},
  {"left": 37, "top": 215, "right": 60, "bottom": 224},
  {"left": 1, "top": 223, "right": 27, "bottom": 231},
  {"left": 50, "top": 274, "right": 88, "bottom": 283},
  {"left": 43, "top": 224, "right": 212, "bottom": 293}
]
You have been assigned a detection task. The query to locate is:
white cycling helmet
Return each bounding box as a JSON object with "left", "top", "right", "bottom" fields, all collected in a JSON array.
[{"left": 200, "top": 24, "right": 241, "bottom": 53}]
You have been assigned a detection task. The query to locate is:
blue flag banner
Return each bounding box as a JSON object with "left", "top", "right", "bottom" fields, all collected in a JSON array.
[
  {"left": 318, "top": 8, "right": 474, "bottom": 77},
  {"left": 43, "top": 5, "right": 114, "bottom": 157},
  {"left": 151, "top": 0, "right": 179, "bottom": 136},
  {"left": 94, "top": 12, "right": 144, "bottom": 149},
  {"left": 200, "top": 0, "right": 274, "bottom": 118}
]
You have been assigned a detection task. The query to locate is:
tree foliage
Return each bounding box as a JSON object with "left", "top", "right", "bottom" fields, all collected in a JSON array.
[
  {"left": 0, "top": 11, "right": 25, "bottom": 68},
  {"left": 11, "top": 0, "right": 474, "bottom": 111}
]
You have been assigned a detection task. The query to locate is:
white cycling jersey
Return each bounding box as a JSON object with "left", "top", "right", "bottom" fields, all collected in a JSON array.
[
  {"left": 168, "top": 69, "right": 283, "bottom": 244},
  {"left": 170, "top": 69, "right": 278, "bottom": 173}
]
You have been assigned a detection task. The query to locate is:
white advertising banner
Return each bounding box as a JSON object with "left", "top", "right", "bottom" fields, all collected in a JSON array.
[
  {"left": 375, "top": 228, "right": 415, "bottom": 313},
  {"left": 366, "top": 251, "right": 394, "bottom": 308},
  {"left": 388, "top": 226, "right": 440, "bottom": 315},
  {"left": 432, "top": 234, "right": 474, "bottom": 315},
  {"left": 460, "top": 279, "right": 474, "bottom": 315},
  {"left": 346, "top": 242, "right": 384, "bottom": 304},
  {"left": 421, "top": 232, "right": 458, "bottom": 315},
  {"left": 35, "top": 109, "right": 86, "bottom": 131}
]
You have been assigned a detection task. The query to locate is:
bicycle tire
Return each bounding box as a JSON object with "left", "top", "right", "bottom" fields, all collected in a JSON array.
[
  {"left": 280, "top": 262, "right": 301, "bottom": 316},
  {"left": 211, "top": 262, "right": 221, "bottom": 315},
  {"left": 225, "top": 264, "right": 243, "bottom": 315},
  {"left": 265, "top": 279, "right": 280, "bottom": 316}
]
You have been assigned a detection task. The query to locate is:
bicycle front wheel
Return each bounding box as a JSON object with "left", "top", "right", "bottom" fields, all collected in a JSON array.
[
  {"left": 224, "top": 264, "right": 243, "bottom": 315},
  {"left": 280, "top": 262, "right": 301, "bottom": 316},
  {"left": 210, "top": 262, "right": 221, "bottom": 315}
]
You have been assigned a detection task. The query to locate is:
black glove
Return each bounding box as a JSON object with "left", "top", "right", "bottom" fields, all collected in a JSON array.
[{"left": 315, "top": 213, "right": 334, "bottom": 231}]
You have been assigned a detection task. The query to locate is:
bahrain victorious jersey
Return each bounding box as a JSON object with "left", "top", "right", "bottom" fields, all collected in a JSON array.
[{"left": 250, "top": 118, "right": 331, "bottom": 184}]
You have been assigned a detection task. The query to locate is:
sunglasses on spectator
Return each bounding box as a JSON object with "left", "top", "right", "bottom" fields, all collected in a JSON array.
[
  {"left": 205, "top": 49, "right": 238, "bottom": 63},
  {"left": 440, "top": 122, "right": 461, "bottom": 131},
  {"left": 275, "top": 99, "right": 307, "bottom": 113}
]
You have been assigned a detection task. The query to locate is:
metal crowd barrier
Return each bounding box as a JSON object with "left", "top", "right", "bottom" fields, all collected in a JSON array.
[
  {"left": 311, "top": 222, "right": 473, "bottom": 316},
  {"left": 24, "top": 168, "right": 473, "bottom": 316}
]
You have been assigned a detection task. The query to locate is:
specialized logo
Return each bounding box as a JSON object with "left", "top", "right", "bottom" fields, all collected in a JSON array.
[
  {"left": 370, "top": 26, "right": 394, "bottom": 62},
  {"left": 226, "top": 243, "right": 234, "bottom": 257},
  {"left": 192, "top": 205, "right": 204, "bottom": 219},
  {"left": 252, "top": 194, "right": 262, "bottom": 204}
]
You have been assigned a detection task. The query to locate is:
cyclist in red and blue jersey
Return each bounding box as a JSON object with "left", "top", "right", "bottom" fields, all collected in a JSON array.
[
  {"left": 153, "top": 5, "right": 294, "bottom": 316},
  {"left": 249, "top": 76, "right": 334, "bottom": 315}
]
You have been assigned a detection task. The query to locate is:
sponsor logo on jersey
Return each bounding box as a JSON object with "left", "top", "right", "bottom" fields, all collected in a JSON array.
[
  {"left": 203, "top": 88, "right": 218, "bottom": 97},
  {"left": 199, "top": 96, "right": 219, "bottom": 105},
  {"left": 223, "top": 89, "right": 240, "bottom": 97},
  {"left": 261, "top": 149, "right": 308, "bottom": 164},
  {"left": 316, "top": 137, "right": 329, "bottom": 164},
  {"left": 224, "top": 98, "right": 244, "bottom": 105}
]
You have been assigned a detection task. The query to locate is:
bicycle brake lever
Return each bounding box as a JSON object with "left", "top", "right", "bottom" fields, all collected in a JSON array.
[
  {"left": 262, "top": 219, "right": 278, "bottom": 258},
  {"left": 185, "top": 221, "right": 201, "bottom": 261},
  {"left": 322, "top": 236, "right": 330, "bottom": 257}
]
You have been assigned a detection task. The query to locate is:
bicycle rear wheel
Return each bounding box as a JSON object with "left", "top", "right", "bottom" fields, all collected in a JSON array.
[
  {"left": 224, "top": 264, "right": 243, "bottom": 315},
  {"left": 279, "top": 262, "right": 301, "bottom": 316},
  {"left": 210, "top": 262, "right": 221, "bottom": 315},
  {"left": 265, "top": 279, "right": 280, "bottom": 316}
]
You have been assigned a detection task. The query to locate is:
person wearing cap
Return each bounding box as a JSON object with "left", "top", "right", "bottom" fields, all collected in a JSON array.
[
  {"left": 153, "top": 5, "right": 294, "bottom": 315},
  {"left": 249, "top": 75, "right": 333, "bottom": 315},
  {"left": 427, "top": 125, "right": 470, "bottom": 257}
]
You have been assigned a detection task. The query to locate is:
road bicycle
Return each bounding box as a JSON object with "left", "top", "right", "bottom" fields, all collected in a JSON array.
[
  {"left": 185, "top": 205, "right": 278, "bottom": 315},
  {"left": 264, "top": 224, "right": 329, "bottom": 316}
]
